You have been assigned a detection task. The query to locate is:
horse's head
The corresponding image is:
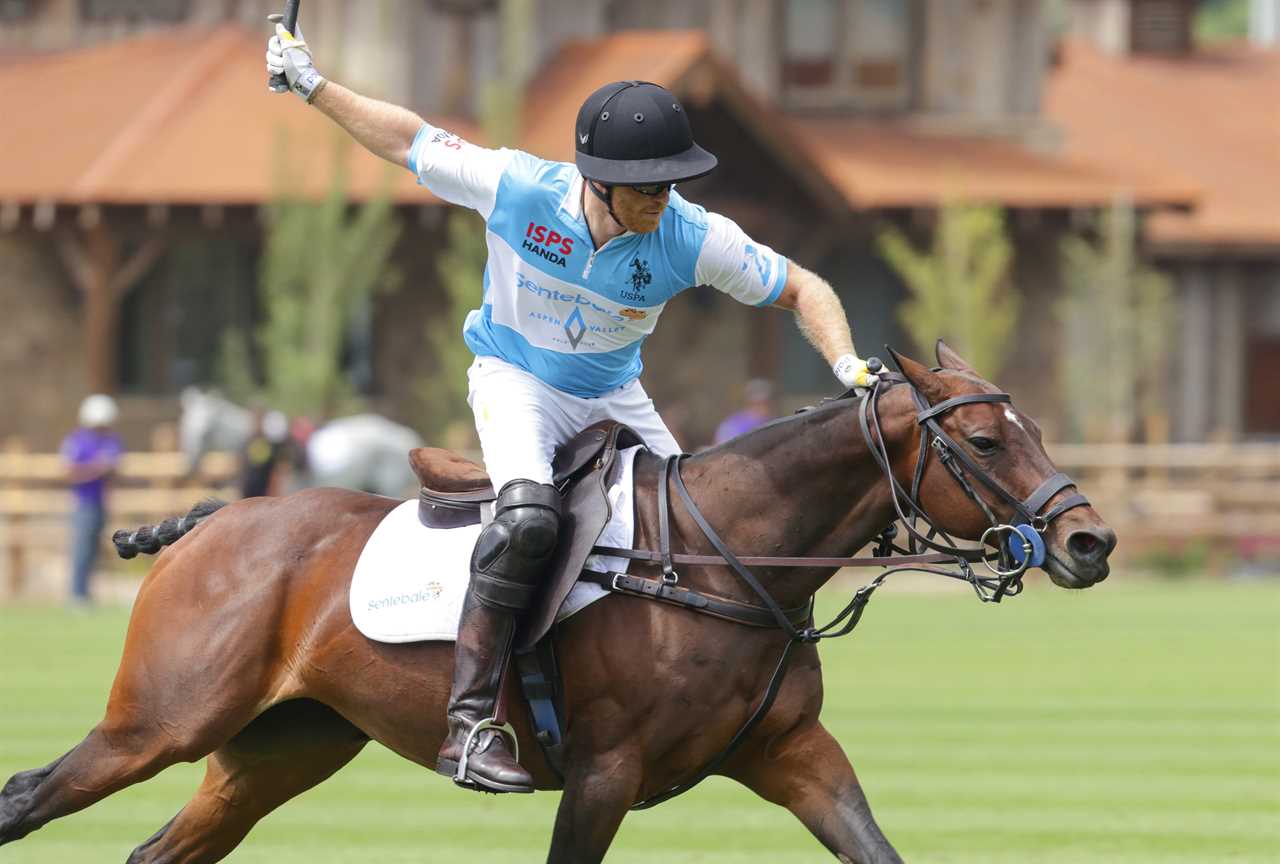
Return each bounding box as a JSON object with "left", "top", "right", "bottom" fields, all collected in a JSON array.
[{"left": 884, "top": 341, "right": 1115, "bottom": 589}]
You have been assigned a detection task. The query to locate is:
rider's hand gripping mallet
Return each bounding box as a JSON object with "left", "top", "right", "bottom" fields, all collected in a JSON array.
[{"left": 267, "top": 0, "right": 302, "bottom": 93}]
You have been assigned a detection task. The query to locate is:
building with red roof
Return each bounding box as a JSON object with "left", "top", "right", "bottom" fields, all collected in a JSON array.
[{"left": 0, "top": 0, "right": 1274, "bottom": 447}]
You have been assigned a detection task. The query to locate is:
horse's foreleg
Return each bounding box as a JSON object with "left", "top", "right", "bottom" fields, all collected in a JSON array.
[
  {"left": 126, "top": 700, "right": 368, "bottom": 864},
  {"left": 727, "top": 721, "right": 903, "bottom": 864},
  {"left": 546, "top": 750, "right": 642, "bottom": 864}
]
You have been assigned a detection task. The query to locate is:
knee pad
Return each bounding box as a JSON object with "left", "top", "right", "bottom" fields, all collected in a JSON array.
[{"left": 471, "top": 481, "right": 562, "bottom": 611}]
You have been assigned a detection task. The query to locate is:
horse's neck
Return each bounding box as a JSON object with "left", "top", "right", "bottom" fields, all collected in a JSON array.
[{"left": 670, "top": 389, "right": 918, "bottom": 605}]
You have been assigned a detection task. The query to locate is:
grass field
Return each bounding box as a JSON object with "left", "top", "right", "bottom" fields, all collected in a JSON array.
[{"left": 1, "top": 576, "right": 1277, "bottom": 862}]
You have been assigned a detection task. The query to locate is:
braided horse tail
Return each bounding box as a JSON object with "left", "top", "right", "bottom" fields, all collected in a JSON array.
[{"left": 112, "top": 499, "right": 227, "bottom": 559}]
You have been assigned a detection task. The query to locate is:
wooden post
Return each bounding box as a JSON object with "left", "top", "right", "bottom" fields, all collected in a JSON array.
[
  {"left": 82, "top": 223, "right": 120, "bottom": 393},
  {"left": 56, "top": 213, "right": 166, "bottom": 395},
  {"left": 151, "top": 423, "right": 180, "bottom": 491},
  {"left": 3, "top": 436, "right": 28, "bottom": 598}
]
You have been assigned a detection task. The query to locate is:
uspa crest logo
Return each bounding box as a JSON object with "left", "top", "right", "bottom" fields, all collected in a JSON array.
[{"left": 629, "top": 257, "right": 652, "bottom": 293}]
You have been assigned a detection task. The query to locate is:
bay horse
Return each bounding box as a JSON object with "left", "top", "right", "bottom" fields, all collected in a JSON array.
[{"left": 0, "top": 344, "right": 1114, "bottom": 863}]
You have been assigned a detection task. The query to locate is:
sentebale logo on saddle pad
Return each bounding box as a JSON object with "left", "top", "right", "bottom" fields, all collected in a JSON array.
[
  {"left": 349, "top": 446, "right": 643, "bottom": 643},
  {"left": 365, "top": 581, "right": 444, "bottom": 612}
]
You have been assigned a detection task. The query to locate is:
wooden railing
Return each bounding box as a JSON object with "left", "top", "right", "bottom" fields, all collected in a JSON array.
[
  {"left": 1, "top": 443, "right": 1277, "bottom": 597},
  {"left": 0, "top": 447, "right": 239, "bottom": 597},
  {"left": 1046, "top": 443, "right": 1280, "bottom": 543}
]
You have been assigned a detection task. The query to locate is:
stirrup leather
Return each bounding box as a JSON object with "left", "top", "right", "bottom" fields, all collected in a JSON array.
[{"left": 454, "top": 716, "right": 520, "bottom": 784}]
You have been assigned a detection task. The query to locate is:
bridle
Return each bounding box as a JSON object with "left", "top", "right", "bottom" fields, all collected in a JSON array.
[
  {"left": 861, "top": 358, "right": 1091, "bottom": 601},
  {"left": 599, "top": 356, "right": 1093, "bottom": 613},
  {"left": 587, "top": 355, "right": 1094, "bottom": 809}
]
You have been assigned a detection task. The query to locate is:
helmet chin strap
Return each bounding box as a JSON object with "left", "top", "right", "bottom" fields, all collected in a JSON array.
[{"left": 587, "top": 179, "right": 624, "bottom": 230}]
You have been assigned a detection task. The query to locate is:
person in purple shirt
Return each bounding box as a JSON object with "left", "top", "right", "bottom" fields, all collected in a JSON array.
[
  {"left": 60, "top": 394, "right": 124, "bottom": 606},
  {"left": 713, "top": 378, "right": 776, "bottom": 445}
]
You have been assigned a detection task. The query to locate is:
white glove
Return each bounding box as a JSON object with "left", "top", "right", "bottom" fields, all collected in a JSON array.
[
  {"left": 833, "top": 354, "right": 878, "bottom": 390},
  {"left": 266, "top": 17, "right": 326, "bottom": 102}
]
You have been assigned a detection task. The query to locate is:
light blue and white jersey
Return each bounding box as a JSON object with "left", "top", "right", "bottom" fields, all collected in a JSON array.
[{"left": 408, "top": 122, "right": 787, "bottom": 398}]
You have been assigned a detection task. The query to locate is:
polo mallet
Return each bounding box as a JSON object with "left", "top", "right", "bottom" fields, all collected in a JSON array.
[{"left": 267, "top": 0, "right": 302, "bottom": 93}]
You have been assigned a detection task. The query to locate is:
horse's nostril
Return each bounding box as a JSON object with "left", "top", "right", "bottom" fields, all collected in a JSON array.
[{"left": 1067, "top": 528, "right": 1116, "bottom": 562}]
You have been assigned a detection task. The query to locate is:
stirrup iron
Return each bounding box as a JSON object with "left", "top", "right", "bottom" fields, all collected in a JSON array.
[{"left": 453, "top": 716, "right": 520, "bottom": 784}]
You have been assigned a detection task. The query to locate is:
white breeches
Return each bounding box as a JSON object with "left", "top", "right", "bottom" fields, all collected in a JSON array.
[{"left": 467, "top": 356, "right": 680, "bottom": 491}]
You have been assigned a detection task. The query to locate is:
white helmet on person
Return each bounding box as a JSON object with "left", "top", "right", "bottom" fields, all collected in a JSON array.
[{"left": 78, "top": 394, "right": 119, "bottom": 428}]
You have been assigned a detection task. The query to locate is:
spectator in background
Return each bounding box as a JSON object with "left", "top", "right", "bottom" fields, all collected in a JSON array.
[
  {"left": 238, "top": 406, "right": 291, "bottom": 498},
  {"left": 60, "top": 394, "right": 123, "bottom": 607},
  {"left": 713, "top": 378, "right": 776, "bottom": 445}
]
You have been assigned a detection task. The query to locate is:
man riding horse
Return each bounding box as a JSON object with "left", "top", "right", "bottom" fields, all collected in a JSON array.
[{"left": 267, "top": 21, "right": 878, "bottom": 795}]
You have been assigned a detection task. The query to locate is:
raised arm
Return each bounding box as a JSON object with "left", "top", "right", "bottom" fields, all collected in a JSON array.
[
  {"left": 266, "top": 18, "right": 512, "bottom": 216},
  {"left": 311, "top": 83, "right": 423, "bottom": 170},
  {"left": 266, "top": 20, "right": 421, "bottom": 167}
]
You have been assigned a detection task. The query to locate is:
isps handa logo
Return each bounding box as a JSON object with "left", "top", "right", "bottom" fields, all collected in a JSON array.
[{"left": 522, "top": 223, "right": 574, "bottom": 267}]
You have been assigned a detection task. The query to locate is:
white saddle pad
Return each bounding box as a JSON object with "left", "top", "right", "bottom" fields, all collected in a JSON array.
[{"left": 349, "top": 446, "right": 641, "bottom": 643}]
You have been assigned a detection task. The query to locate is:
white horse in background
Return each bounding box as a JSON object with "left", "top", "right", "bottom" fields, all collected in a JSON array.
[
  {"left": 178, "top": 388, "right": 424, "bottom": 498},
  {"left": 178, "top": 388, "right": 255, "bottom": 470}
]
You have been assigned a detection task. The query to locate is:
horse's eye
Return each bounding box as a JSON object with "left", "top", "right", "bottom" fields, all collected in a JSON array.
[{"left": 968, "top": 436, "right": 998, "bottom": 454}]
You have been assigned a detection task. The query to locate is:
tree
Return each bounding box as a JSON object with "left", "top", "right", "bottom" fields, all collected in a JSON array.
[
  {"left": 1058, "top": 201, "right": 1174, "bottom": 442},
  {"left": 221, "top": 136, "right": 401, "bottom": 420},
  {"left": 415, "top": 211, "right": 486, "bottom": 445},
  {"left": 413, "top": 0, "right": 532, "bottom": 447},
  {"left": 877, "top": 203, "right": 1018, "bottom": 379}
]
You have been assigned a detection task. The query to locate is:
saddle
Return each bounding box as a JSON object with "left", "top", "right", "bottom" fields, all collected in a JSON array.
[{"left": 408, "top": 421, "right": 645, "bottom": 652}]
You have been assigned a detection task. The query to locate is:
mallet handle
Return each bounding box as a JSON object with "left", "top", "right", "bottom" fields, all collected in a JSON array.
[{"left": 267, "top": 0, "right": 302, "bottom": 94}]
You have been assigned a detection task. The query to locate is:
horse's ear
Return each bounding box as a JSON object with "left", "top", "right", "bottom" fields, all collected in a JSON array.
[
  {"left": 935, "top": 339, "right": 977, "bottom": 374},
  {"left": 888, "top": 346, "right": 949, "bottom": 405}
]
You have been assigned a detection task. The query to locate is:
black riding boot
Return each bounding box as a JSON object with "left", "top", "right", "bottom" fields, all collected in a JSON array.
[{"left": 436, "top": 480, "right": 561, "bottom": 793}]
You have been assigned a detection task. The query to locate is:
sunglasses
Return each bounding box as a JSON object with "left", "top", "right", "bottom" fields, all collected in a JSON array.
[{"left": 629, "top": 182, "right": 673, "bottom": 197}]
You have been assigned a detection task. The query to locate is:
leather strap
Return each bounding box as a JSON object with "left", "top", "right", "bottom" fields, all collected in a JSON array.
[
  {"left": 592, "top": 546, "right": 958, "bottom": 569},
  {"left": 668, "top": 456, "right": 812, "bottom": 639},
  {"left": 658, "top": 455, "right": 675, "bottom": 579},
  {"left": 1043, "top": 493, "right": 1089, "bottom": 524},
  {"left": 1025, "top": 471, "right": 1071, "bottom": 514},
  {"left": 632, "top": 637, "right": 798, "bottom": 810},
  {"left": 514, "top": 645, "right": 565, "bottom": 781},
  {"left": 472, "top": 572, "right": 539, "bottom": 611},
  {"left": 579, "top": 570, "right": 811, "bottom": 629},
  {"left": 916, "top": 392, "right": 1011, "bottom": 424}
]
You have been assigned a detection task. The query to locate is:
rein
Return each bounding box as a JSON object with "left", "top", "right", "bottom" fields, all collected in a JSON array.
[{"left": 587, "top": 358, "right": 1092, "bottom": 810}]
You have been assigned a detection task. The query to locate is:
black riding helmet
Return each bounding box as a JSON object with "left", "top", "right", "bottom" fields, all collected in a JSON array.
[{"left": 574, "top": 81, "right": 718, "bottom": 187}]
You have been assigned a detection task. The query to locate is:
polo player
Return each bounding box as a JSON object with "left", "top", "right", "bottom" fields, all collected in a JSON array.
[{"left": 267, "top": 19, "right": 878, "bottom": 795}]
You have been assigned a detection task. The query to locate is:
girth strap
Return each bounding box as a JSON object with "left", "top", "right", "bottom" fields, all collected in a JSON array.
[{"left": 631, "top": 636, "right": 799, "bottom": 811}]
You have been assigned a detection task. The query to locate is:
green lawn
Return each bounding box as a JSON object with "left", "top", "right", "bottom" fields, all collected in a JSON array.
[{"left": 1, "top": 576, "right": 1277, "bottom": 862}]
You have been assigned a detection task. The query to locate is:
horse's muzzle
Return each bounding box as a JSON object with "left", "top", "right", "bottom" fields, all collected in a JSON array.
[{"left": 1045, "top": 526, "right": 1116, "bottom": 588}]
